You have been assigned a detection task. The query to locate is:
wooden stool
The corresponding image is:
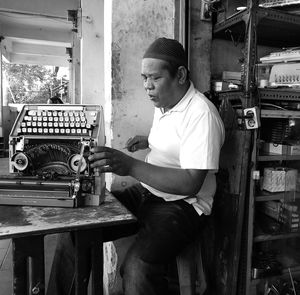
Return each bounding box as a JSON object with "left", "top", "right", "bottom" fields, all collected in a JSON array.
[{"left": 176, "top": 238, "right": 207, "bottom": 295}]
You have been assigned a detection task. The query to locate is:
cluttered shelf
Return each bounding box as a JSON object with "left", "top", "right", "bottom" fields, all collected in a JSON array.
[
  {"left": 213, "top": 6, "right": 300, "bottom": 47},
  {"left": 211, "top": 2, "right": 300, "bottom": 294},
  {"left": 217, "top": 89, "right": 300, "bottom": 105}
]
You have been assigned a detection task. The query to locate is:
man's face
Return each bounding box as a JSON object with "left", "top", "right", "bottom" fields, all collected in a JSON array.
[{"left": 141, "top": 58, "right": 179, "bottom": 110}]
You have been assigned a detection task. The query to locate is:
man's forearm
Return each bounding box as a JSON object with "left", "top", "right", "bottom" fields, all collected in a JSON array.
[{"left": 129, "top": 158, "right": 207, "bottom": 195}]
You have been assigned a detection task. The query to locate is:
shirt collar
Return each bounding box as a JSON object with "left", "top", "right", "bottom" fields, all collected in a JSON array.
[{"left": 159, "top": 81, "right": 195, "bottom": 115}]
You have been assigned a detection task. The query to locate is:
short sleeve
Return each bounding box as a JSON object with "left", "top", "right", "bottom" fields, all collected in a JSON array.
[{"left": 180, "top": 110, "right": 224, "bottom": 170}]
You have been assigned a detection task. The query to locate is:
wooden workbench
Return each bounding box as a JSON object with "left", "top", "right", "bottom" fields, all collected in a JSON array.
[{"left": 0, "top": 191, "right": 136, "bottom": 295}]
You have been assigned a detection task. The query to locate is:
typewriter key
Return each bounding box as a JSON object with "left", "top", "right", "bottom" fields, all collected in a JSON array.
[{"left": 28, "top": 110, "right": 36, "bottom": 116}]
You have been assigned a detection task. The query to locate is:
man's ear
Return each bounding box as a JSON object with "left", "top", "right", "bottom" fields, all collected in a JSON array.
[{"left": 177, "top": 66, "right": 188, "bottom": 84}]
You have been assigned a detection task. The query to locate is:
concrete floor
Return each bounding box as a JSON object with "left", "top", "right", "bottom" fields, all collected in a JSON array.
[{"left": 0, "top": 158, "right": 58, "bottom": 295}]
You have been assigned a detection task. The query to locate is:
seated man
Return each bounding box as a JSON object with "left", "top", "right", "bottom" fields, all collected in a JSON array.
[{"left": 47, "top": 37, "right": 225, "bottom": 295}]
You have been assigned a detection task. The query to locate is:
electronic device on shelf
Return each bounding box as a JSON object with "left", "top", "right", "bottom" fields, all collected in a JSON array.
[
  {"left": 260, "top": 47, "right": 300, "bottom": 63},
  {"left": 0, "top": 104, "right": 106, "bottom": 207},
  {"left": 269, "top": 63, "right": 300, "bottom": 87},
  {"left": 257, "top": 62, "right": 300, "bottom": 88}
]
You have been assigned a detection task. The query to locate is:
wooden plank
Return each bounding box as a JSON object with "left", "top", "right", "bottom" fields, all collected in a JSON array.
[{"left": 211, "top": 98, "right": 252, "bottom": 295}]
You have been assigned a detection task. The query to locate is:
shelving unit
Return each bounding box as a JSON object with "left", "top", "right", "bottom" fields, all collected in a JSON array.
[{"left": 212, "top": 1, "right": 300, "bottom": 295}]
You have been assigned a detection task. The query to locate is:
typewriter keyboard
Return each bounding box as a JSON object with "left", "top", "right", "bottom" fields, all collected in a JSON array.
[{"left": 17, "top": 109, "right": 98, "bottom": 136}]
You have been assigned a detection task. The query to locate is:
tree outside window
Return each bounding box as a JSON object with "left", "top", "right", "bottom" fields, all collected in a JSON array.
[{"left": 2, "top": 60, "right": 69, "bottom": 105}]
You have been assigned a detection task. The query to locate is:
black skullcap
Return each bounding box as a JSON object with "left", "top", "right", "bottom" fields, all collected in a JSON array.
[{"left": 143, "top": 37, "right": 188, "bottom": 69}]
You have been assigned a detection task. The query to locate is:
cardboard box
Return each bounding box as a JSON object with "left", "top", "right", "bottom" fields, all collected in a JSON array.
[
  {"left": 289, "top": 145, "right": 300, "bottom": 155},
  {"left": 263, "top": 167, "right": 298, "bottom": 192},
  {"left": 263, "top": 143, "right": 287, "bottom": 155},
  {"left": 263, "top": 142, "right": 300, "bottom": 155}
]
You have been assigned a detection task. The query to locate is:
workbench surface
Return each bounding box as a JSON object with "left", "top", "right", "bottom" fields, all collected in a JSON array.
[{"left": 0, "top": 190, "right": 136, "bottom": 239}]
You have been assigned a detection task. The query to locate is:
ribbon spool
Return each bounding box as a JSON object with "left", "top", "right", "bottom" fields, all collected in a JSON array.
[
  {"left": 12, "top": 152, "right": 29, "bottom": 171},
  {"left": 68, "top": 154, "right": 87, "bottom": 173}
]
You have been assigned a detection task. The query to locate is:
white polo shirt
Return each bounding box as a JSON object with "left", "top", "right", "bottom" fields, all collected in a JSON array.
[{"left": 141, "top": 82, "right": 225, "bottom": 215}]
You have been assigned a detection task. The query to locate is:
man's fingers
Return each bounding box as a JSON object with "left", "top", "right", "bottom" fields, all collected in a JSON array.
[
  {"left": 88, "top": 151, "right": 112, "bottom": 162},
  {"left": 99, "top": 165, "right": 113, "bottom": 173},
  {"left": 89, "top": 158, "right": 112, "bottom": 168}
]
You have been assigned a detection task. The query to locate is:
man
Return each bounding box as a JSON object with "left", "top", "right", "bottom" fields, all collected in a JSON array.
[{"left": 47, "top": 37, "right": 225, "bottom": 295}]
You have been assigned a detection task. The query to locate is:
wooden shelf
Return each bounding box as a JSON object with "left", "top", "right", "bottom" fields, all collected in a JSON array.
[
  {"left": 258, "top": 153, "right": 300, "bottom": 161},
  {"left": 255, "top": 191, "right": 300, "bottom": 201},
  {"left": 254, "top": 231, "right": 300, "bottom": 242}
]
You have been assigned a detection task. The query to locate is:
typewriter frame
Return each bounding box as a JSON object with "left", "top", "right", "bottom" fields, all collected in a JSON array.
[{"left": 0, "top": 104, "right": 106, "bottom": 207}]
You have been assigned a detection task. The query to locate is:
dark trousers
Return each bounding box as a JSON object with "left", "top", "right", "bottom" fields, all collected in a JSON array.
[{"left": 47, "top": 184, "right": 205, "bottom": 295}]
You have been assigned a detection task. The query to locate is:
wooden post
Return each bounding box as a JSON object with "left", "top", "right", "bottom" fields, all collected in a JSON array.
[
  {"left": 74, "top": 228, "right": 103, "bottom": 295},
  {"left": 12, "top": 235, "right": 45, "bottom": 295}
]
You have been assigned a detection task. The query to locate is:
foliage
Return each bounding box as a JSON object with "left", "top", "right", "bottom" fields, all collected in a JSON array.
[{"left": 2, "top": 61, "right": 68, "bottom": 104}]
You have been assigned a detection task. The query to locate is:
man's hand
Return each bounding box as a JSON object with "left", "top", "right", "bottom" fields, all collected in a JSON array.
[
  {"left": 88, "top": 146, "right": 135, "bottom": 176},
  {"left": 126, "top": 136, "right": 149, "bottom": 152}
]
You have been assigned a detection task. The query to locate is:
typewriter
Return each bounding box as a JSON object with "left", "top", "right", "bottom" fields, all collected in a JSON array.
[{"left": 0, "top": 104, "right": 106, "bottom": 207}]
